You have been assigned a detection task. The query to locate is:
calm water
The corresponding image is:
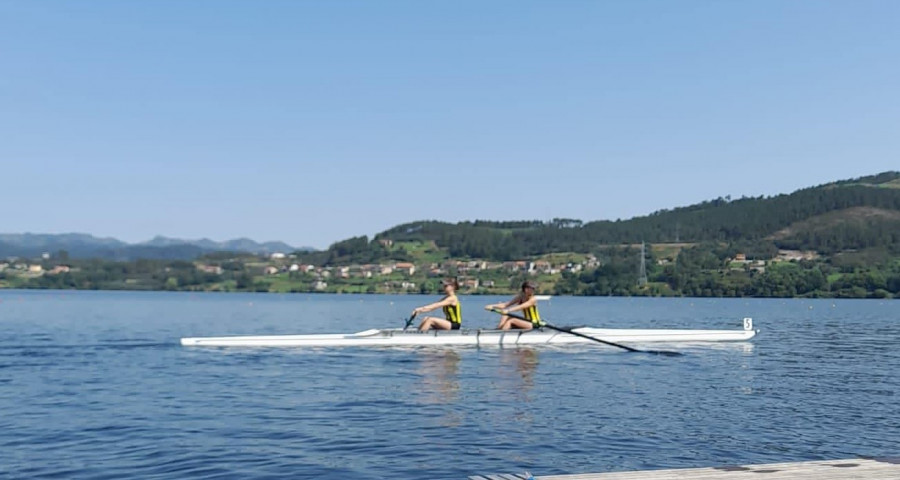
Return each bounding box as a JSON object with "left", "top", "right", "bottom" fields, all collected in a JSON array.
[{"left": 0, "top": 291, "right": 898, "bottom": 479}]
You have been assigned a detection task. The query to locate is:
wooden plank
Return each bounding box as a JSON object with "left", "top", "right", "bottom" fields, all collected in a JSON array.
[
  {"left": 533, "top": 458, "right": 900, "bottom": 479},
  {"left": 468, "top": 475, "right": 531, "bottom": 480},
  {"left": 472, "top": 457, "right": 900, "bottom": 480}
]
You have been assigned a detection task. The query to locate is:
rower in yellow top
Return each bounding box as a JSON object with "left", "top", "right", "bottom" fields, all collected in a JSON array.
[
  {"left": 412, "top": 278, "right": 462, "bottom": 332},
  {"left": 485, "top": 281, "right": 542, "bottom": 330}
]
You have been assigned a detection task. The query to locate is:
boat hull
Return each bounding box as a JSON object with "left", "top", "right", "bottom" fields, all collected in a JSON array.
[{"left": 180, "top": 321, "right": 758, "bottom": 348}]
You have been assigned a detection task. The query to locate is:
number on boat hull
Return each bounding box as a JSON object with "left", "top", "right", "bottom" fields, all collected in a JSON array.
[{"left": 743, "top": 317, "right": 753, "bottom": 331}]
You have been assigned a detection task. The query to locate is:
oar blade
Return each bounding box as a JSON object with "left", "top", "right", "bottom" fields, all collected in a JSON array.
[{"left": 648, "top": 349, "right": 683, "bottom": 357}]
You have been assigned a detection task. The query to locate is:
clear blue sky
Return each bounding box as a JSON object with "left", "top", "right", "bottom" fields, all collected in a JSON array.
[{"left": 2, "top": 1, "right": 898, "bottom": 249}]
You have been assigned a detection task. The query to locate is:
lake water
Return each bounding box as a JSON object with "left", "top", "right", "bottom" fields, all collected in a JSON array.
[{"left": 1, "top": 291, "right": 898, "bottom": 479}]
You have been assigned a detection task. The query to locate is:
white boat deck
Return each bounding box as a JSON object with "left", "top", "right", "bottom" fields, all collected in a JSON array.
[{"left": 468, "top": 457, "right": 900, "bottom": 480}]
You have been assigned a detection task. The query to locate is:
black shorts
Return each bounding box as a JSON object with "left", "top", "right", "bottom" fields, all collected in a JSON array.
[{"left": 449, "top": 322, "right": 461, "bottom": 330}]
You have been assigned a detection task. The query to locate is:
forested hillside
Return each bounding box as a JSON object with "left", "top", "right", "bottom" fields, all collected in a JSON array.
[{"left": 304, "top": 172, "right": 900, "bottom": 264}]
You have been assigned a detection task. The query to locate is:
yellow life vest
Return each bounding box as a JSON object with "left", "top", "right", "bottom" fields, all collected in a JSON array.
[
  {"left": 522, "top": 303, "right": 541, "bottom": 326},
  {"left": 442, "top": 296, "right": 461, "bottom": 324}
]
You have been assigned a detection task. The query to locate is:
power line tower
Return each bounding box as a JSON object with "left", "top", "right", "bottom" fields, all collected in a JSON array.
[{"left": 638, "top": 241, "right": 648, "bottom": 287}]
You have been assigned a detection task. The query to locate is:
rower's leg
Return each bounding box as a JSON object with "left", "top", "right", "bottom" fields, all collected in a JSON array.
[
  {"left": 497, "top": 315, "right": 511, "bottom": 330},
  {"left": 508, "top": 318, "right": 533, "bottom": 330},
  {"left": 419, "top": 317, "right": 434, "bottom": 332},
  {"left": 428, "top": 318, "right": 453, "bottom": 330},
  {"left": 419, "top": 316, "right": 452, "bottom": 332}
]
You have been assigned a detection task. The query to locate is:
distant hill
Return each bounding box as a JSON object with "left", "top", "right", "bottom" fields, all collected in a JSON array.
[
  {"left": 0, "top": 233, "right": 311, "bottom": 261},
  {"left": 139, "top": 236, "right": 302, "bottom": 255},
  {"left": 302, "top": 171, "right": 900, "bottom": 264}
]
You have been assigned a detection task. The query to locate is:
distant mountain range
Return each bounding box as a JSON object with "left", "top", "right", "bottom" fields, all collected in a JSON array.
[
  {"left": 139, "top": 236, "right": 302, "bottom": 254},
  {"left": 0, "top": 233, "right": 313, "bottom": 261}
]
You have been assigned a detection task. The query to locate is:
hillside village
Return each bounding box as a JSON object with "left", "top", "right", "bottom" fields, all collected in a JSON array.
[
  {"left": 206, "top": 244, "right": 828, "bottom": 295},
  {"left": 225, "top": 246, "right": 602, "bottom": 294},
  {"left": 1, "top": 242, "right": 846, "bottom": 297}
]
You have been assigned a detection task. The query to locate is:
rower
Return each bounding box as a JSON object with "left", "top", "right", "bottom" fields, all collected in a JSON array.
[
  {"left": 485, "top": 281, "right": 542, "bottom": 331},
  {"left": 412, "top": 278, "right": 462, "bottom": 332}
]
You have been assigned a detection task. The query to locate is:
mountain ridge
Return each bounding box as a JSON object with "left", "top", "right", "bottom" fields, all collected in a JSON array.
[
  {"left": 138, "top": 235, "right": 301, "bottom": 254},
  {"left": 0, "top": 233, "right": 311, "bottom": 260}
]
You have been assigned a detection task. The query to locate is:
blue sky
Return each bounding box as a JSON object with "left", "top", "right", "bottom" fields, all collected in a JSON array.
[{"left": 2, "top": 1, "right": 898, "bottom": 249}]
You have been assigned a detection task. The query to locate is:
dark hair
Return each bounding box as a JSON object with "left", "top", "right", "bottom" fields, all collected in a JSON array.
[{"left": 442, "top": 278, "right": 459, "bottom": 290}]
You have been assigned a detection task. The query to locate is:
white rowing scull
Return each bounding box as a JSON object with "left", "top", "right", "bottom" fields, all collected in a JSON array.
[{"left": 180, "top": 318, "right": 757, "bottom": 348}]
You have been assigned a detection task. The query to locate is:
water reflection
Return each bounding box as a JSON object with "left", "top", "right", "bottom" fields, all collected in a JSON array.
[
  {"left": 497, "top": 349, "right": 540, "bottom": 424},
  {"left": 497, "top": 348, "right": 539, "bottom": 400},
  {"left": 417, "top": 350, "right": 461, "bottom": 405},
  {"left": 416, "top": 350, "right": 462, "bottom": 427},
  {"left": 512, "top": 348, "right": 539, "bottom": 389}
]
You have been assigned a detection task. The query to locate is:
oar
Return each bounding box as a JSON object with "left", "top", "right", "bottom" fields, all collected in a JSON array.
[
  {"left": 403, "top": 312, "right": 418, "bottom": 331},
  {"left": 491, "top": 309, "right": 682, "bottom": 357}
]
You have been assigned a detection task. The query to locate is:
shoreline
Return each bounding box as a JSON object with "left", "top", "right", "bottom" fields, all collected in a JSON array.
[{"left": 0, "top": 286, "right": 894, "bottom": 300}]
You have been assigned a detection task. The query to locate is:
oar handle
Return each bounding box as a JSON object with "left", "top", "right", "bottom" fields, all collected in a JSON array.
[
  {"left": 490, "top": 308, "right": 543, "bottom": 325},
  {"left": 403, "top": 312, "right": 418, "bottom": 331}
]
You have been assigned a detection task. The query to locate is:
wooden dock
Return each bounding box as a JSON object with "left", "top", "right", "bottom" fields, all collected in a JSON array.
[{"left": 469, "top": 457, "right": 900, "bottom": 480}]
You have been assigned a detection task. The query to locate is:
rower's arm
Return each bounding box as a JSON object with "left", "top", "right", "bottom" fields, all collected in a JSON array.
[
  {"left": 504, "top": 296, "right": 536, "bottom": 313},
  {"left": 484, "top": 298, "right": 516, "bottom": 310},
  {"left": 503, "top": 297, "right": 522, "bottom": 308},
  {"left": 416, "top": 297, "right": 455, "bottom": 313}
]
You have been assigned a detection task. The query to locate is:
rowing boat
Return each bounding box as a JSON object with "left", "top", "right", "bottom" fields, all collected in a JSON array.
[{"left": 180, "top": 318, "right": 757, "bottom": 348}]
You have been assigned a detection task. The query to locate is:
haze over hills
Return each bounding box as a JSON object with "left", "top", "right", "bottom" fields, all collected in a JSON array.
[{"left": 0, "top": 233, "right": 309, "bottom": 261}]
